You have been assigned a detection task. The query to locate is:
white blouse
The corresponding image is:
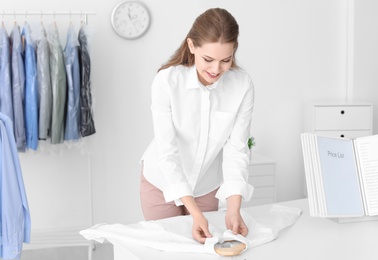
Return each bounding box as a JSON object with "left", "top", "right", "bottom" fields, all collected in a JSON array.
[{"left": 141, "top": 65, "right": 255, "bottom": 206}]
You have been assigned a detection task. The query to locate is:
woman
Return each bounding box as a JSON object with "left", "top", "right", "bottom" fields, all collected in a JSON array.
[{"left": 140, "top": 8, "right": 254, "bottom": 244}]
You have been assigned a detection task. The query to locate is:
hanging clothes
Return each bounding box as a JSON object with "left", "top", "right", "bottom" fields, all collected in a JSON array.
[
  {"left": 10, "top": 23, "right": 26, "bottom": 152},
  {"left": 0, "top": 26, "right": 14, "bottom": 125},
  {"left": 64, "top": 23, "right": 81, "bottom": 141},
  {"left": 78, "top": 25, "right": 95, "bottom": 137},
  {"left": 0, "top": 112, "right": 31, "bottom": 259},
  {"left": 35, "top": 23, "right": 52, "bottom": 140},
  {"left": 22, "top": 23, "right": 39, "bottom": 150},
  {"left": 47, "top": 23, "right": 66, "bottom": 144}
]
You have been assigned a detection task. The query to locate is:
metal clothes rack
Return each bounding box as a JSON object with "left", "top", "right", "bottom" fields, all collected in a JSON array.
[
  {"left": 1, "top": 10, "right": 98, "bottom": 256},
  {"left": 1, "top": 11, "right": 96, "bottom": 24}
]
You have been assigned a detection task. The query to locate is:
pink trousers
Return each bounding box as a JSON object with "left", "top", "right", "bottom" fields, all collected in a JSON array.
[{"left": 140, "top": 172, "right": 219, "bottom": 221}]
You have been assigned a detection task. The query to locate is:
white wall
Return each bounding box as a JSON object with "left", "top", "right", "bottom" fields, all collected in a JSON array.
[
  {"left": 89, "top": 0, "right": 350, "bottom": 225},
  {"left": 354, "top": 0, "right": 378, "bottom": 132},
  {"left": 3, "top": 0, "right": 376, "bottom": 231}
]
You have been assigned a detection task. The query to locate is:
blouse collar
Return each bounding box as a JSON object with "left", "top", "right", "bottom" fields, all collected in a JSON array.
[{"left": 187, "top": 66, "right": 224, "bottom": 92}]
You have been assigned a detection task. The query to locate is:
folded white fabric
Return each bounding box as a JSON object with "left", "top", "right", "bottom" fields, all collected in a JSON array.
[{"left": 80, "top": 204, "right": 302, "bottom": 256}]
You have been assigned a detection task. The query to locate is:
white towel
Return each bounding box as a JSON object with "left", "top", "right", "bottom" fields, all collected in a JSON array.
[{"left": 80, "top": 204, "right": 302, "bottom": 256}]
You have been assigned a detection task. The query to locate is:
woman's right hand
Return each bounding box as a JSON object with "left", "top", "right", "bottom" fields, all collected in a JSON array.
[
  {"left": 192, "top": 213, "right": 212, "bottom": 244},
  {"left": 181, "top": 196, "right": 213, "bottom": 243}
]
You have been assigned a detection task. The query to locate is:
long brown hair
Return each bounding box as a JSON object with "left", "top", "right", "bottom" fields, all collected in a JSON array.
[{"left": 158, "top": 8, "right": 239, "bottom": 72}]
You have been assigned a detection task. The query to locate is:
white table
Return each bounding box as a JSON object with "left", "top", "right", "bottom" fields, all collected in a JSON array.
[{"left": 113, "top": 199, "right": 378, "bottom": 260}]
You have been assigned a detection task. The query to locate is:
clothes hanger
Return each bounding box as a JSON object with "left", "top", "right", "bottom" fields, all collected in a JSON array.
[
  {"left": 40, "top": 11, "right": 43, "bottom": 26},
  {"left": 24, "top": 10, "right": 28, "bottom": 25},
  {"left": 80, "top": 11, "right": 84, "bottom": 26},
  {"left": 53, "top": 11, "right": 57, "bottom": 29},
  {"left": 69, "top": 10, "right": 73, "bottom": 26}
]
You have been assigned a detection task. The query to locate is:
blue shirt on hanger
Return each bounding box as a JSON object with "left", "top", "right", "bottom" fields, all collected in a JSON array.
[
  {"left": 0, "top": 112, "right": 31, "bottom": 259},
  {"left": 22, "top": 23, "right": 39, "bottom": 150}
]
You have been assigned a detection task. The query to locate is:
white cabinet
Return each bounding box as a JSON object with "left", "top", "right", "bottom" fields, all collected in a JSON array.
[
  {"left": 303, "top": 102, "right": 373, "bottom": 196},
  {"left": 305, "top": 103, "right": 373, "bottom": 138},
  {"left": 243, "top": 153, "right": 276, "bottom": 207}
]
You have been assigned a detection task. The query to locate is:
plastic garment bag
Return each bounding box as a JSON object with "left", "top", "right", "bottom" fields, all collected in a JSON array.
[
  {"left": 10, "top": 24, "right": 26, "bottom": 152},
  {"left": 47, "top": 23, "right": 66, "bottom": 144},
  {"left": 78, "top": 25, "right": 96, "bottom": 137},
  {"left": 0, "top": 26, "right": 14, "bottom": 126},
  {"left": 22, "top": 23, "right": 38, "bottom": 150},
  {"left": 64, "top": 24, "right": 81, "bottom": 141},
  {"left": 35, "top": 23, "right": 52, "bottom": 141}
]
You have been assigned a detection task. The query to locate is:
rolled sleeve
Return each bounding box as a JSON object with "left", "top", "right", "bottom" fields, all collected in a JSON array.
[
  {"left": 162, "top": 182, "right": 193, "bottom": 204},
  {"left": 216, "top": 180, "right": 254, "bottom": 202}
]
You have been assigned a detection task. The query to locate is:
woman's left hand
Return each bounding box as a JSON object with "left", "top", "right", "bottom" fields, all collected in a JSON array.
[
  {"left": 225, "top": 195, "right": 248, "bottom": 237},
  {"left": 225, "top": 211, "right": 248, "bottom": 236}
]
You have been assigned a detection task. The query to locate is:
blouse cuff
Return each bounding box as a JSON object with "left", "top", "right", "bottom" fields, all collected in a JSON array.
[
  {"left": 162, "top": 182, "right": 193, "bottom": 204},
  {"left": 215, "top": 181, "right": 254, "bottom": 202},
  {"left": 2, "top": 244, "right": 21, "bottom": 260}
]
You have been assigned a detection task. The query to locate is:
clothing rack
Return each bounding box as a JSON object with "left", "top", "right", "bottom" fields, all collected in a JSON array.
[
  {"left": 1, "top": 11, "right": 97, "bottom": 248},
  {"left": 1, "top": 11, "right": 96, "bottom": 24}
]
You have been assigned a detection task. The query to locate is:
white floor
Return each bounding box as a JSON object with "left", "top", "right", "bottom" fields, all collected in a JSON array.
[
  {"left": 21, "top": 243, "right": 114, "bottom": 260},
  {"left": 20, "top": 227, "right": 114, "bottom": 260}
]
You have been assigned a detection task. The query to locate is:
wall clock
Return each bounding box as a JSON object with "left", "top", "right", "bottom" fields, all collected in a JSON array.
[{"left": 110, "top": 1, "right": 151, "bottom": 39}]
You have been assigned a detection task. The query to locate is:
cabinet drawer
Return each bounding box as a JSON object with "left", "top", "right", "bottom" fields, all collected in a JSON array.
[
  {"left": 315, "top": 130, "right": 371, "bottom": 139},
  {"left": 253, "top": 186, "right": 275, "bottom": 198},
  {"left": 314, "top": 106, "right": 371, "bottom": 130},
  {"left": 248, "top": 164, "right": 275, "bottom": 176},
  {"left": 249, "top": 175, "right": 274, "bottom": 187}
]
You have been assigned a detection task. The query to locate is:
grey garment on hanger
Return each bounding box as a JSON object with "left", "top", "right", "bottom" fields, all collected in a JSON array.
[
  {"left": 36, "top": 24, "right": 52, "bottom": 140},
  {"left": 64, "top": 24, "right": 81, "bottom": 141},
  {"left": 10, "top": 24, "right": 26, "bottom": 151},
  {"left": 0, "top": 27, "right": 14, "bottom": 125},
  {"left": 47, "top": 23, "right": 66, "bottom": 144},
  {"left": 78, "top": 25, "right": 95, "bottom": 137}
]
